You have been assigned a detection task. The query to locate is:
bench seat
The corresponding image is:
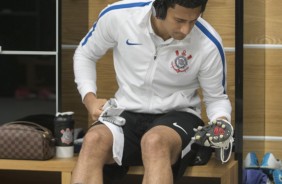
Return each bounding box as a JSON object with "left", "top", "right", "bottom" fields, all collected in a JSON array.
[{"left": 0, "top": 154, "right": 238, "bottom": 184}]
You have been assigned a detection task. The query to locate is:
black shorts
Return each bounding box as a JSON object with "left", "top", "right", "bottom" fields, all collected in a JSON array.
[
  {"left": 101, "top": 111, "right": 207, "bottom": 179},
  {"left": 102, "top": 110, "right": 205, "bottom": 180}
]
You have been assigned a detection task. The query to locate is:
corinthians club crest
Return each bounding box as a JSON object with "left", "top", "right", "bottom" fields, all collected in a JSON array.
[{"left": 171, "top": 50, "right": 192, "bottom": 73}]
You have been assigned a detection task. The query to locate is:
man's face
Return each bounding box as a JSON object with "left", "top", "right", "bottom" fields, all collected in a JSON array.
[{"left": 162, "top": 5, "right": 202, "bottom": 40}]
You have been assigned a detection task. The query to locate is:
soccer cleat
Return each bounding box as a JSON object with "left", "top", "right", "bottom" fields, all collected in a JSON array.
[
  {"left": 273, "top": 169, "right": 282, "bottom": 184},
  {"left": 260, "top": 153, "right": 282, "bottom": 175},
  {"left": 244, "top": 152, "right": 260, "bottom": 169},
  {"left": 192, "top": 119, "right": 234, "bottom": 163}
]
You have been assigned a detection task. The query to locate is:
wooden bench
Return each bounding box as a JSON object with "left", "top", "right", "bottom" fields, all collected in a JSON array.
[{"left": 0, "top": 154, "right": 238, "bottom": 184}]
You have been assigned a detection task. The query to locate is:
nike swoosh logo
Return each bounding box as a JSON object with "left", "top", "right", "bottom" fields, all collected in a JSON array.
[
  {"left": 126, "top": 39, "right": 142, "bottom": 45},
  {"left": 173, "top": 122, "right": 188, "bottom": 135}
]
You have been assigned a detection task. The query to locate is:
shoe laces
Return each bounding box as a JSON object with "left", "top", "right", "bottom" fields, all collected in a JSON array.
[
  {"left": 217, "top": 137, "right": 234, "bottom": 163},
  {"left": 209, "top": 120, "right": 234, "bottom": 164}
]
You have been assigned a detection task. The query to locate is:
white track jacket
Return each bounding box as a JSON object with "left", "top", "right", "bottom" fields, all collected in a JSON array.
[{"left": 73, "top": 0, "right": 232, "bottom": 122}]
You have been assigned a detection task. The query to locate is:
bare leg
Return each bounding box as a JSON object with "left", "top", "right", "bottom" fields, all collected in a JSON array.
[
  {"left": 71, "top": 124, "right": 115, "bottom": 184},
  {"left": 141, "top": 126, "right": 182, "bottom": 184}
]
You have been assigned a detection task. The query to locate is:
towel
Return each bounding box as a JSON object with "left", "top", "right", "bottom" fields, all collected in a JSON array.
[
  {"left": 98, "top": 98, "right": 125, "bottom": 166},
  {"left": 98, "top": 119, "right": 124, "bottom": 166}
]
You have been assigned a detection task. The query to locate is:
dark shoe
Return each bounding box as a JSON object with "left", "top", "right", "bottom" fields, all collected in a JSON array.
[{"left": 192, "top": 119, "right": 234, "bottom": 163}]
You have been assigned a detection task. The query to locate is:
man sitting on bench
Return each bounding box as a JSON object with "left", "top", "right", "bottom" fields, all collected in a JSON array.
[{"left": 71, "top": 0, "right": 233, "bottom": 183}]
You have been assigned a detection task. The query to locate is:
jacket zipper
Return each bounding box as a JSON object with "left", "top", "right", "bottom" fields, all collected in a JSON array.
[
  {"left": 154, "top": 48, "right": 158, "bottom": 60},
  {"left": 144, "top": 46, "right": 159, "bottom": 111}
]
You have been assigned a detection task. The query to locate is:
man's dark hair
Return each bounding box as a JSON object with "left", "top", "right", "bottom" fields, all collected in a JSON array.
[{"left": 153, "top": 0, "right": 208, "bottom": 19}]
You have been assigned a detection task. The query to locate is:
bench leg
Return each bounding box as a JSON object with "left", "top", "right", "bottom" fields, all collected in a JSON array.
[
  {"left": 61, "top": 171, "right": 71, "bottom": 184},
  {"left": 220, "top": 162, "right": 238, "bottom": 184}
]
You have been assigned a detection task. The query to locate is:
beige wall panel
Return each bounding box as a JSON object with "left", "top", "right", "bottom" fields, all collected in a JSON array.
[
  {"left": 244, "top": 0, "right": 265, "bottom": 44},
  {"left": 266, "top": 0, "right": 282, "bottom": 44},
  {"left": 89, "top": 0, "right": 117, "bottom": 26},
  {"left": 62, "top": 0, "right": 89, "bottom": 44},
  {"left": 243, "top": 140, "right": 265, "bottom": 161},
  {"left": 243, "top": 49, "right": 265, "bottom": 136},
  {"left": 61, "top": 49, "right": 88, "bottom": 130},
  {"left": 265, "top": 50, "right": 282, "bottom": 136},
  {"left": 204, "top": 0, "right": 235, "bottom": 47},
  {"left": 226, "top": 53, "right": 235, "bottom": 127},
  {"left": 96, "top": 51, "right": 118, "bottom": 99},
  {"left": 265, "top": 141, "right": 282, "bottom": 160}
]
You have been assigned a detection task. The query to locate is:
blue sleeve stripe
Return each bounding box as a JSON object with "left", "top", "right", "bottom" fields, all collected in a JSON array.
[
  {"left": 195, "top": 21, "right": 226, "bottom": 94},
  {"left": 82, "top": 22, "right": 97, "bottom": 46},
  {"left": 82, "top": 1, "right": 151, "bottom": 46}
]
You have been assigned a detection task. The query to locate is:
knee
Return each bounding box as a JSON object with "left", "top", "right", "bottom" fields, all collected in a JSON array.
[
  {"left": 141, "top": 132, "right": 168, "bottom": 156},
  {"left": 82, "top": 129, "right": 112, "bottom": 152},
  {"left": 83, "top": 130, "right": 102, "bottom": 146},
  {"left": 78, "top": 128, "right": 114, "bottom": 165}
]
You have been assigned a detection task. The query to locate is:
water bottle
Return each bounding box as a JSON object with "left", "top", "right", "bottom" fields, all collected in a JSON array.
[{"left": 54, "top": 111, "right": 75, "bottom": 158}]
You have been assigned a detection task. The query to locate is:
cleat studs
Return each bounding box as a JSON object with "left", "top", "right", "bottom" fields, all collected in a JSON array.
[
  {"left": 198, "top": 126, "right": 203, "bottom": 130},
  {"left": 193, "top": 128, "right": 198, "bottom": 132},
  {"left": 206, "top": 133, "right": 211, "bottom": 137},
  {"left": 222, "top": 124, "right": 226, "bottom": 128},
  {"left": 204, "top": 140, "right": 211, "bottom": 147},
  {"left": 217, "top": 121, "right": 222, "bottom": 125},
  {"left": 220, "top": 135, "right": 224, "bottom": 139},
  {"left": 209, "top": 137, "right": 213, "bottom": 141},
  {"left": 195, "top": 135, "right": 201, "bottom": 140},
  {"left": 213, "top": 136, "right": 218, "bottom": 140},
  {"left": 212, "top": 120, "right": 217, "bottom": 124}
]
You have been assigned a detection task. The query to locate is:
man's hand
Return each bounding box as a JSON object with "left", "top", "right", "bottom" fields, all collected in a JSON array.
[
  {"left": 216, "top": 116, "right": 228, "bottom": 122},
  {"left": 83, "top": 92, "right": 107, "bottom": 122}
]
